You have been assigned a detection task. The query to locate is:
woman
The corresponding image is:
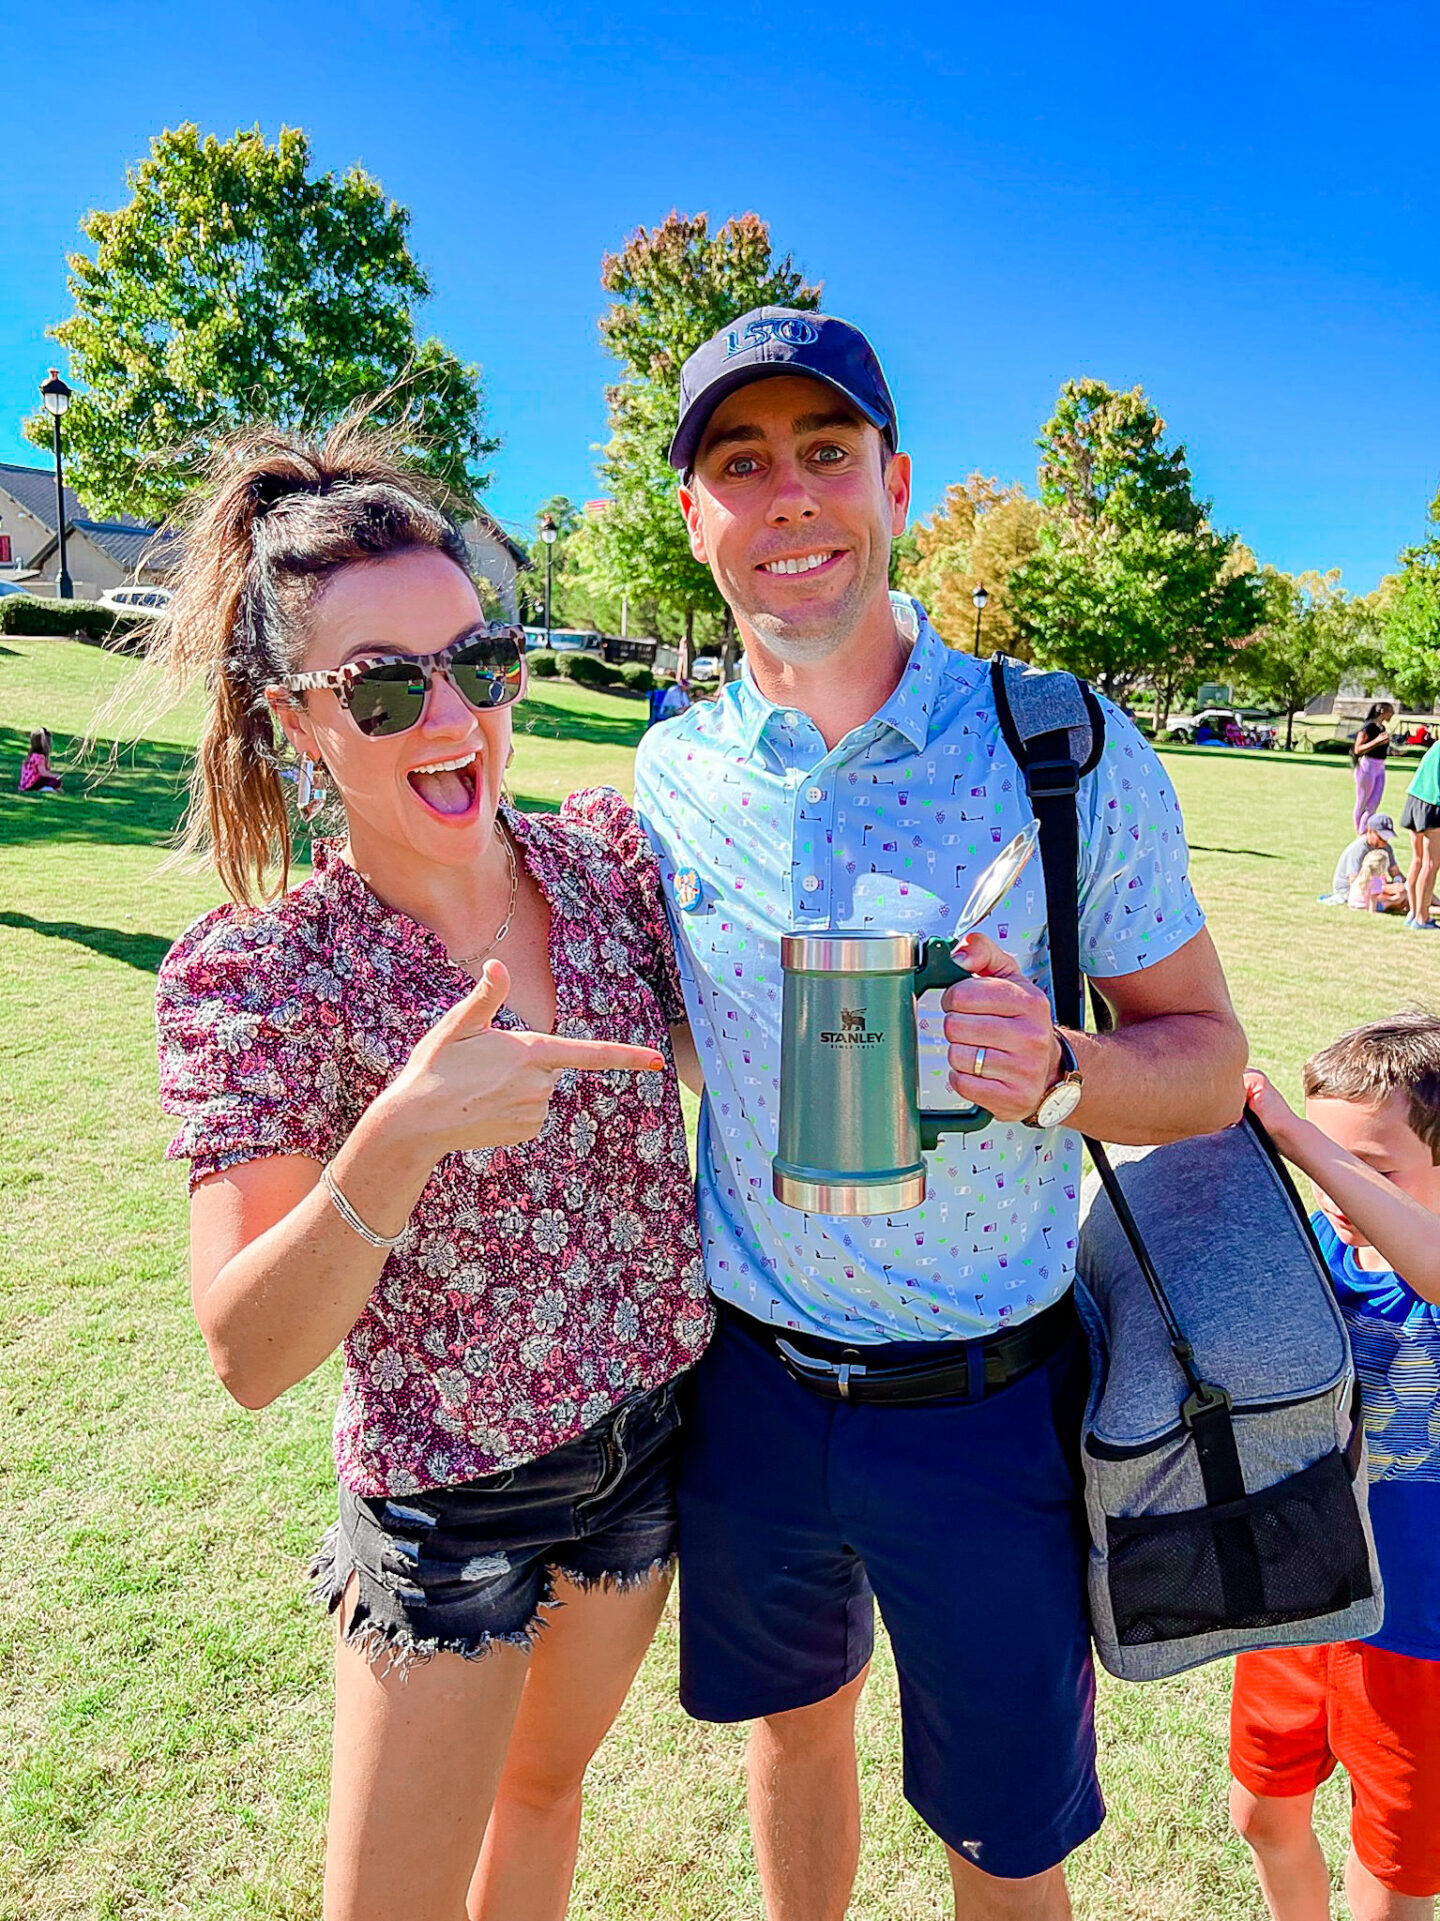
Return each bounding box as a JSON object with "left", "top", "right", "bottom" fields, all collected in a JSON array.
[
  {"left": 1350, "top": 700, "right": 1393, "bottom": 832},
  {"left": 1402, "top": 734, "right": 1440, "bottom": 929},
  {"left": 153, "top": 421, "right": 711, "bottom": 1921}
]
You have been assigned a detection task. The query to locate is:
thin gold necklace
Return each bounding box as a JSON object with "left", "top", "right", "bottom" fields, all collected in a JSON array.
[{"left": 449, "top": 818, "right": 519, "bottom": 971}]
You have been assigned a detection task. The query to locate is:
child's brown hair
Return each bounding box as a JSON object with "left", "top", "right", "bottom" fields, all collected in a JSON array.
[{"left": 1302, "top": 1012, "right": 1440, "bottom": 1163}]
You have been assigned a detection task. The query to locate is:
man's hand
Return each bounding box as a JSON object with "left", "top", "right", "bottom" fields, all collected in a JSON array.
[{"left": 940, "top": 931, "right": 1062, "bottom": 1125}]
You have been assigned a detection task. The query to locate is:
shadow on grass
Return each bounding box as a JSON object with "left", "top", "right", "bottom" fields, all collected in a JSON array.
[
  {"left": 0, "top": 910, "right": 173, "bottom": 973},
  {"left": 0, "top": 725, "right": 190, "bottom": 848},
  {"left": 514, "top": 691, "right": 647, "bottom": 750},
  {"left": 1190, "top": 845, "right": 1282, "bottom": 859},
  {"left": 1156, "top": 744, "right": 1373, "bottom": 772}
]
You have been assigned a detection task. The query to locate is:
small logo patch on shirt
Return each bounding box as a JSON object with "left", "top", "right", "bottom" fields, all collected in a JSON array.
[{"left": 674, "top": 867, "right": 704, "bottom": 912}]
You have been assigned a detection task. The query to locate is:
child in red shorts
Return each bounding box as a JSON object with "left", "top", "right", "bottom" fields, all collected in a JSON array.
[{"left": 1235, "top": 1014, "right": 1440, "bottom": 1921}]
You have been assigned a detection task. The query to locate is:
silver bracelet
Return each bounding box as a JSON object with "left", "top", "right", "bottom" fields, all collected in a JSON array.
[{"left": 322, "top": 1162, "right": 409, "bottom": 1250}]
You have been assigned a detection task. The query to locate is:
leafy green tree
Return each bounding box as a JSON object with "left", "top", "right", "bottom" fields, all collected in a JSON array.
[
  {"left": 25, "top": 124, "right": 496, "bottom": 520},
  {"left": 1380, "top": 490, "right": 1440, "bottom": 709},
  {"left": 1236, "top": 569, "right": 1383, "bottom": 750},
  {"left": 586, "top": 212, "right": 821, "bottom": 672},
  {"left": 895, "top": 473, "right": 1046, "bottom": 658},
  {"left": 1008, "top": 379, "right": 1263, "bottom": 705}
]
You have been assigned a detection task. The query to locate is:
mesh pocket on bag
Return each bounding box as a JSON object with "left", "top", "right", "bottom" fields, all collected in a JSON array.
[{"left": 1105, "top": 1449, "right": 1372, "bottom": 1647}]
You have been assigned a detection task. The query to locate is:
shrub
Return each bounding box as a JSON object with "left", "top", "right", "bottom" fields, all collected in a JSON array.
[
  {"left": 0, "top": 594, "right": 148, "bottom": 647},
  {"left": 614, "top": 661, "right": 655, "bottom": 693},
  {"left": 525, "top": 648, "right": 559, "bottom": 678},
  {"left": 557, "top": 651, "right": 619, "bottom": 690},
  {"left": 1312, "top": 737, "right": 1354, "bottom": 756}
]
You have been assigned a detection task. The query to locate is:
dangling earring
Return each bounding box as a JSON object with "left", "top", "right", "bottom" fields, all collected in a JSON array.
[{"left": 296, "top": 756, "right": 329, "bottom": 824}]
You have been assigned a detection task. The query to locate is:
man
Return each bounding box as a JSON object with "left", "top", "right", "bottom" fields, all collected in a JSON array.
[
  {"left": 657, "top": 673, "right": 693, "bottom": 722},
  {"left": 633, "top": 307, "right": 1247, "bottom": 1920},
  {"left": 1327, "top": 813, "right": 1406, "bottom": 910}
]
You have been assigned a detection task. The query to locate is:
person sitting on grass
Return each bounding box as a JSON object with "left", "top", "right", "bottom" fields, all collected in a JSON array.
[
  {"left": 17, "top": 727, "right": 62, "bottom": 794},
  {"left": 152, "top": 418, "right": 711, "bottom": 1921},
  {"left": 1348, "top": 846, "right": 1407, "bottom": 914},
  {"left": 1234, "top": 1015, "right": 1440, "bottom": 1921},
  {"left": 1325, "top": 815, "right": 1405, "bottom": 908}
]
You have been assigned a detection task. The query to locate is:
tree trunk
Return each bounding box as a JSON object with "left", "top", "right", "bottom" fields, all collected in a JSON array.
[
  {"left": 719, "top": 603, "right": 737, "bottom": 683},
  {"left": 680, "top": 607, "right": 694, "bottom": 681},
  {"left": 1285, "top": 708, "right": 1296, "bottom": 752}
]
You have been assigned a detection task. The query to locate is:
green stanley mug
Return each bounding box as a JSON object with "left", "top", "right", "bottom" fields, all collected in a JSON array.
[{"left": 772, "top": 932, "right": 990, "bottom": 1216}]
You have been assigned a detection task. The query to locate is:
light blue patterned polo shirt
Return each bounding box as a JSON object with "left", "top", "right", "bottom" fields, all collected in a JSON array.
[{"left": 633, "top": 597, "right": 1206, "bottom": 1343}]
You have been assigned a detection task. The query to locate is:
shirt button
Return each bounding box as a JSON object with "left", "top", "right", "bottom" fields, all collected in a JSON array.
[
  {"left": 805, "top": 786, "right": 824, "bottom": 803},
  {"left": 801, "top": 875, "right": 822, "bottom": 893},
  {"left": 783, "top": 710, "right": 800, "bottom": 727}
]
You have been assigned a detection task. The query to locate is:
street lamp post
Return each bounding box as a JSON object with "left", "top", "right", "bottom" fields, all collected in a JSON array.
[
  {"left": 539, "top": 514, "right": 557, "bottom": 647},
  {"left": 40, "top": 370, "right": 74, "bottom": 601},
  {"left": 971, "top": 582, "right": 989, "bottom": 655}
]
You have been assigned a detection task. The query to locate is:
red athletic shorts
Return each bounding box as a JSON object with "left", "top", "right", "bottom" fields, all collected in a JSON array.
[{"left": 1231, "top": 1641, "right": 1440, "bottom": 1898}]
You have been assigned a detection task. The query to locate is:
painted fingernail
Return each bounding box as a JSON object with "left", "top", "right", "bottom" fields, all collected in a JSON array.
[{"left": 647, "top": 1054, "right": 665, "bottom": 1070}]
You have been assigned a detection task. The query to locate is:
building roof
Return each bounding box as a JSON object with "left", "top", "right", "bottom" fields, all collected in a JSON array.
[
  {"left": 466, "top": 507, "right": 529, "bottom": 569},
  {"left": 74, "top": 519, "right": 181, "bottom": 575},
  {"left": 0, "top": 460, "right": 88, "bottom": 532},
  {"left": 0, "top": 460, "right": 177, "bottom": 576}
]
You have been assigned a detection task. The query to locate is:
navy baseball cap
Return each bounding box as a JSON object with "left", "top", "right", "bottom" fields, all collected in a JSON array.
[{"left": 669, "top": 307, "right": 898, "bottom": 474}]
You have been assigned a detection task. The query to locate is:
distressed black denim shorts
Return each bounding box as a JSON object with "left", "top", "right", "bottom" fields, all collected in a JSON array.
[{"left": 312, "top": 1380, "right": 681, "bottom": 1668}]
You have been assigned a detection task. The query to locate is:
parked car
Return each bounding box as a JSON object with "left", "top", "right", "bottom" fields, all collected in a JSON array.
[
  {"left": 99, "top": 584, "right": 172, "bottom": 613},
  {"left": 0, "top": 579, "right": 31, "bottom": 598},
  {"left": 548, "top": 628, "right": 603, "bottom": 654},
  {"left": 1167, "top": 706, "right": 1282, "bottom": 741},
  {"left": 689, "top": 656, "right": 721, "bottom": 684}
]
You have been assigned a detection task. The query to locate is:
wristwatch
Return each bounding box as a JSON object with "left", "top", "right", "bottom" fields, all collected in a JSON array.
[{"left": 1022, "top": 1031, "right": 1084, "bottom": 1128}]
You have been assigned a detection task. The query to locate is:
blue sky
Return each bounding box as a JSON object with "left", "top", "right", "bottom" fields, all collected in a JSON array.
[{"left": 3, "top": 0, "right": 1436, "bottom": 588}]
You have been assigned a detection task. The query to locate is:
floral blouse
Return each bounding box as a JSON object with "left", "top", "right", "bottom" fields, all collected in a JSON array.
[{"left": 157, "top": 789, "right": 712, "bottom": 1497}]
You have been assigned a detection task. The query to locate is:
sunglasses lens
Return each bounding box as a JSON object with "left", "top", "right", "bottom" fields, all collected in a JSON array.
[
  {"left": 348, "top": 662, "right": 428, "bottom": 737},
  {"left": 450, "top": 636, "right": 524, "bottom": 711}
]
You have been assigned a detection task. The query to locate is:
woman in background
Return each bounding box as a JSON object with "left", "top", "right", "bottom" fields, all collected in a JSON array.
[{"left": 1351, "top": 700, "right": 1393, "bottom": 832}]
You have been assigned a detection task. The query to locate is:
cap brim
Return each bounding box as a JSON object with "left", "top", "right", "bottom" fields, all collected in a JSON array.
[{"left": 669, "top": 365, "right": 893, "bottom": 473}]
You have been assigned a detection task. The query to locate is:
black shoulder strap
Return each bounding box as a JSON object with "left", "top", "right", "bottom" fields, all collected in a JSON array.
[{"left": 988, "top": 655, "right": 1100, "bottom": 1029}]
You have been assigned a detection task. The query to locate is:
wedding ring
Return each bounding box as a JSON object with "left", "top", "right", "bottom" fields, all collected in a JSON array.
[{"left": 973, "top": 1045, "right": 988, "bottom": 1079}]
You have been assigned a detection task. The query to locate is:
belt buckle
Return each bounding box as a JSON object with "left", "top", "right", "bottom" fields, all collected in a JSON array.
[{"left": 775, "top": 1340, "right": 868, "bottom": 1400}]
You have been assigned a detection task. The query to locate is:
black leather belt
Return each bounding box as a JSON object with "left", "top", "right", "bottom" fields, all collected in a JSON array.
[{"left": 723, "top": 1291, "right": 1076, "bottom": 1406}]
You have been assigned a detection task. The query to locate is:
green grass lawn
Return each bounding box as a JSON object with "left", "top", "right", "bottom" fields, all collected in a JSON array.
[{"left": 1, "top": 638, "right": 1434, "bottom": 1920}]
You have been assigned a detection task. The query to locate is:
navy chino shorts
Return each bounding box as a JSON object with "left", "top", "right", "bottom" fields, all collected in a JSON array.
[{"left": 676, "top": 1308, "right": 1104, "bottom": 1880}]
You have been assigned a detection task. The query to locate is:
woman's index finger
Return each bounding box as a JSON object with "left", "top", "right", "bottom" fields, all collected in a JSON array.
[{"left": 537, "top": 1036, "right": 666, "bottom": 1074}]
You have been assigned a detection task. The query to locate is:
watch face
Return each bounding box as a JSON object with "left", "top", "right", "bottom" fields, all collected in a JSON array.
[{"left": 1035, "top": 1078, "right": 1084, "bottom": 1128}]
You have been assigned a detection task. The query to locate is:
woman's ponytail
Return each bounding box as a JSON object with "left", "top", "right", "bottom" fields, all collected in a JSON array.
[{"left": 145, "top": 418, "right": 470, "bottom": 905}]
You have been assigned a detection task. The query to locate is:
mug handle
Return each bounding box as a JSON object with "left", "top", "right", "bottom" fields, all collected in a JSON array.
[{"left": 914, "top": 937, "right": 990, "bottom": 1142}]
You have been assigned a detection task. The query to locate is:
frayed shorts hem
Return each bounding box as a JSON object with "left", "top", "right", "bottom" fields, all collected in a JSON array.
[{"left": 312, "top": 1531, "right": 676, "bottom": 1675}]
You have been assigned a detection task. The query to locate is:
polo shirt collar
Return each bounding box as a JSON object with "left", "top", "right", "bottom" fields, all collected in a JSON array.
[{"left": 730, "top": 595, "right": 946, "bottom": 758}]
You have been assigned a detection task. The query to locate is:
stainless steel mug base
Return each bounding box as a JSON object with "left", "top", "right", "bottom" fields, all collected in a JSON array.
[{"left": 771, "top": 1167, "right": 928, "bottom": 1216}]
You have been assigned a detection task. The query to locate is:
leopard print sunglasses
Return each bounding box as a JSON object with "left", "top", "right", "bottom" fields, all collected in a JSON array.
[{"left": 275, "top": 625, "right": 525, "bottom": 737}]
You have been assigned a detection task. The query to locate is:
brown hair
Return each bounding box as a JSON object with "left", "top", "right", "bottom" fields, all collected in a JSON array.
[
  {"left": 1302, "top": 1011, "right": 1440, "bottom": 1163},
  {"left": 149, "top": 415, "right": 471, "bottom": 904}
]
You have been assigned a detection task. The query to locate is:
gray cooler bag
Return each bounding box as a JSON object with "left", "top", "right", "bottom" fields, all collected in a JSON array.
[
  {"left": 991, "top": 651, "right": 1384, "bottom": 1684},
  {"left": 1076, "top": 1117, "right": 1384, "bottom": 1681}
]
